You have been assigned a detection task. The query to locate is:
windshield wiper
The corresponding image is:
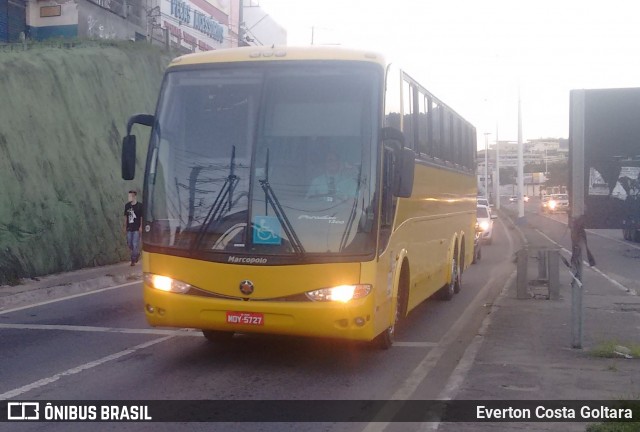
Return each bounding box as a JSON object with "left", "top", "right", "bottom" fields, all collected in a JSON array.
[
  {"left": 190, "top": 146, "right": 239, "bottom": 251},
  {"left": 339, "top": 167, "right": 363, "bottom": 252},
  {"left": 258, "top": 149, "right": 306, "bottom": 255}
]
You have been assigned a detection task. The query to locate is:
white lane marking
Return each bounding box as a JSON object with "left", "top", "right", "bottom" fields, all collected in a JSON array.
[
  {"left": 0, "top": 335, "right": 174, "bottom": 400},
  {"left": 394, "top": 342, "right": 438, "bottom": 348},
  {"left": 361, "top": 218, "right": 516, "bottom": 432},
  {"left": 421, "top": 271, "right": 517, "bottom": 431},
  {"left": 0, "top": 323, "right": 200, "bottom": 337},
  {"left": 0, "top": 280, "right": 140, "bottom": 316},
  {"left": 538, "top": 212, "right": 640, "bottom": 251},
  {"left": 534, "top": 229, "right": 637, "bottom": 296}
]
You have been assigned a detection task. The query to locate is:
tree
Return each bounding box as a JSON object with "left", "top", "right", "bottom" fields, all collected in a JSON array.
[
  {"left": 524, "top": 162, "right": 546, "bottom": 173},
  {"left": 544, "top": 162, "right": 568, "bottom": 187},
  {"left": 500, "top": 167, "right": 516, "bottom": 185}
]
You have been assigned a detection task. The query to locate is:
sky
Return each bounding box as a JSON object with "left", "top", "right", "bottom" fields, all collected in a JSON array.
[{"left": 257, "top": 0, "right": 640, "bottom": 147}]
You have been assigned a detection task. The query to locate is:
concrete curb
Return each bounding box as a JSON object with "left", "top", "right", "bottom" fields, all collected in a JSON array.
[{"left": 0, "top": 264, "right": 142, "bottom": 312}]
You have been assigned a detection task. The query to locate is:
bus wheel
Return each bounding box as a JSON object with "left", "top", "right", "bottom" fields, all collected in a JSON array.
[
  {"left": 438, "top": 252, "right": 458, "bottom": 301},
  {"left": 202, "top": 330, "right": 234, "bottom": 343},
  {"left": 374, "top": 266, "right": 408, "bottom": 350},
  {"left": 454, "top": 249, "right": 463, "bottom": 294}
]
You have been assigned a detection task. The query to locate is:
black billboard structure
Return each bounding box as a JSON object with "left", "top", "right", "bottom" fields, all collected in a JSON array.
[{"left": 569, "top": 87, "right": 640, "bottom": 348}]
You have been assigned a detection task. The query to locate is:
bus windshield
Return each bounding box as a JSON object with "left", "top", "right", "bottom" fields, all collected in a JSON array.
[{"left": 144, "top": 63, "right": 380, "bottom": 261}]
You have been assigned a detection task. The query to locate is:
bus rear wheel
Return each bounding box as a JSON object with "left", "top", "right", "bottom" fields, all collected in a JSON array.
[
  {"left": 202, "top": 330, "right": 235, "bottom": 343},
  {"left": 438, "top": 251, "right": 459, "bottom": 301}
]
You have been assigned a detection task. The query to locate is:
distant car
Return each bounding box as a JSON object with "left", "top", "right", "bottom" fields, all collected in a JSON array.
[
  {"left": 509, "top": 195, "right": 517, "bottom": 203},
  {"left": 472, "top": 222, "right": 482, "bottom": 263},
  {"left": 541, "top": 195, "right": 551, "bottom": 212},
  {"left": 476, "top": 205, "right": 496, "bottom": 244}
]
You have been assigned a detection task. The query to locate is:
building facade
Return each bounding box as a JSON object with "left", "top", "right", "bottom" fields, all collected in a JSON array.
[
  {"left": 15, "top": 0, "right": 285, "bottom": 52},
  {"left": 0, "top": 0, "right": 27, "bottom": 42},
  {"left": 241, "top": 1, "right": 285, "bottom": 46}
]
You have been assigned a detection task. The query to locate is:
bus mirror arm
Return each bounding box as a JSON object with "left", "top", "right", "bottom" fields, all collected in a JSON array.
[
  {"left": 126, "top": 113, "right": 154, "bottom": 135},
  {"left": 122, "top": 114, "right": 154, "bottom": 181}
]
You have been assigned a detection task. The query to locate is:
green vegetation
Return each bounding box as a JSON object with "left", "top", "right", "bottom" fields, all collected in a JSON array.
[
  {"left": 590, "top": 341, "right": 640, "bottom": 358},
  {"left": 0, "top": 42, "right": 172, "bottom": 284}
]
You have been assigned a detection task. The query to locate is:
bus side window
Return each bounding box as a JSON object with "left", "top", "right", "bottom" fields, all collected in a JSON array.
[
  {"left": 402, "top": 79, "right": 415, "bottom": 150},
  {"left": 384, "top": 64, "right": 402, "bottom": 131},
  {"left": 453, "top": 117, "right": 461, "bottom": 167},
  {"left": 442, "top": 109, "right": 451, "bottom": 163},
  {"left": 418, "top": 92, "right": 430, "bottom": 157},
  {"left": 432, "top": 101, "right": 442, "bottom": 160}
]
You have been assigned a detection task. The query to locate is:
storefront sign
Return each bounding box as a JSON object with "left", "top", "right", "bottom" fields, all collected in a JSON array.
[
  {"left": 40, "top": 5, "right": 62, "bottom": 17},
  {"left": 167, "top": 0, "right": 225, "bottom": 45}
]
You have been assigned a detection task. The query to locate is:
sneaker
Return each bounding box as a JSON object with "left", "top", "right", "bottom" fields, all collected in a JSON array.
[{"left": 130, "top": 261, "right": 135, "bottom": 266}]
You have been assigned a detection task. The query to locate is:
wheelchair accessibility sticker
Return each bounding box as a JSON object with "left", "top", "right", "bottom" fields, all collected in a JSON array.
[{"left": 252, "top": 216, "right": 282, "bottom": 245}]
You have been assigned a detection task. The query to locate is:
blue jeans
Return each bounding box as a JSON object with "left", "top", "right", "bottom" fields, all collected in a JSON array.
[{"left": 126, "top": 231, "right": 141, "bottom": 262}]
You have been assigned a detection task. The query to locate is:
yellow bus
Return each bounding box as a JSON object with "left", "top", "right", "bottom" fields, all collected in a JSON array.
[{"left": 122, "top": 46, "right": 477, "bottom": 349}]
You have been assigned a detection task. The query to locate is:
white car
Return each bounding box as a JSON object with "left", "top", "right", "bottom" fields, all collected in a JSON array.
[
  {"left": 476, "top": 205, "right": 497, "bottom": 244},
  {"left": 477, "top": 197, "right": 490, "bottom": 208},
  {"left": 547, "top": 194, "right": 569, "bottom": 213}
]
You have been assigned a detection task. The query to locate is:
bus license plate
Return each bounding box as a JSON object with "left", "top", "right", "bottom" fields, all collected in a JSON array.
[{"left": 226, "top": 311, "right": 264, "bottom": 326}]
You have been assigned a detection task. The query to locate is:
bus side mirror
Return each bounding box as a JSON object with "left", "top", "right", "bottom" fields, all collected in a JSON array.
[
  {"left": 122, "top": 135, "right": 136, "bottom": 180},
  {"left": 122, "top": 113, "right": 154, "bottom": 181},
  {"left": 395, "top": 148, "right": 415, "bottom": 198}
]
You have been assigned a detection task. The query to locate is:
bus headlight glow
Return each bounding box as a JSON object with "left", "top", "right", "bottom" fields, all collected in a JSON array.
[
  {"left": 305, "top": 284, "right": 372, "bottom": 302},
  {"left": 549, "top": 200, "right": 557, "bottom": 209},
  {"left": 479, "top": 220, "right": 490, "bottom": 231},
  {"left": 144, "top": 273, "right": 191, "bottom": 294}
]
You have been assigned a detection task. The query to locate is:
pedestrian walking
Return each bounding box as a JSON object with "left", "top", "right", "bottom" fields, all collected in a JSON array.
[{"left": 124, "top": 190, "right": 143, "bottom": 266}]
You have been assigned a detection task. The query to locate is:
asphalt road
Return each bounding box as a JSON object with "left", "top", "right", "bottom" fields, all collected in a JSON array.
[
  {"left": 506, "top": 196, "right": 640, "bottom": 295},
  {"left": 0, "top": 218, "right": 520, "bottom": 432}
]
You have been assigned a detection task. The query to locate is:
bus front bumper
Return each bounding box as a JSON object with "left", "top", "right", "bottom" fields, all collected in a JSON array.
[{"left": 143, "top": 285, "right": 379, "bottom": 341}]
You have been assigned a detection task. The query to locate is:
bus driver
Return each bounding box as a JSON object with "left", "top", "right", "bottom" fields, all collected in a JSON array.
[{"left": 307, "top": 151, "right": 358, "bottom": 201}]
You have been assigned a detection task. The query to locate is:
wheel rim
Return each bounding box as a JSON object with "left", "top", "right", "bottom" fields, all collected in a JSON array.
[{"left": 449, "top": 255, "right": 458, "bottom": 295}]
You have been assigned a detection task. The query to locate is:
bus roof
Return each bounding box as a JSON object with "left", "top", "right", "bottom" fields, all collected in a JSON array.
[{"left": 168, "top": 46, "right": 388, "bottom": 69}]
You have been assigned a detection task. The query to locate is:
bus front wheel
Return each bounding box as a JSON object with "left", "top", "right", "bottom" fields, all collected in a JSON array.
[
  {"left": 202, "top": 330, "right": 235, "bottom": 343},
  {"left": 374, "top": 266, "right": 409, "bottom": 350}
]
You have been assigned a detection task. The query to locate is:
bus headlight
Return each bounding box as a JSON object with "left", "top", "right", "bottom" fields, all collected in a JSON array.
[
  {"left": 305, "top": 284, "right": 372, "bottom": 302},
  {"left": 479, "top": 220, "right": 490, "bottom": 231},
  {"left": 144, "top": 273, "right": 191, "bottom": 294},
  {"left": 549, "top": 200, "right": 557, "bottom": 209}
]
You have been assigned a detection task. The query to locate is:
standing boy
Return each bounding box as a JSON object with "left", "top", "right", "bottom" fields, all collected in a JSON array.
[{"left": 124, "top": 190, "right": 143, "bottom": 266}]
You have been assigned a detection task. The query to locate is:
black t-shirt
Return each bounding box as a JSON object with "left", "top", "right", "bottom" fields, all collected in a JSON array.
[{"left": 124, "top": 202, "right": 143, "bottom": 232}]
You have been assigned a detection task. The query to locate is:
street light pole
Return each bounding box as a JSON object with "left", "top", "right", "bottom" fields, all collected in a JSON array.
[
  {"left": 484, "top": 132, "right": 490, "bottom": 199},
  {"left": 495, "top": 125, "right": 500, "bottom": 209},
  {"left": 517, "top": 89, "right": 525, "bottom": 222}
]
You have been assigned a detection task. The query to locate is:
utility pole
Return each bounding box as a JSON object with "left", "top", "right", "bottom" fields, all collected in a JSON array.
[
  {"left": 495, "top": 124, "right": 500, "bottom": 209},
  {"left": 238, "top": 0, "right": 245, "bottom": 46},
  {"left": 517, "top": 89, "right": 525, "bottom": 222},
  {"left": 311, "top": 26, "right": 315, "bottom": 45}
]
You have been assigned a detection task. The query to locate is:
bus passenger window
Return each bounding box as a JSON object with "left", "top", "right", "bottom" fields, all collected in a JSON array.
[
  {"left": 402, "top": 80, "right": 414, "bottom": 150},
  {"left": 418, "top": 93, "right": 429, "bottom": 157},
  {"left": 431, "top": 101, "right": 442, "bottom": 160}
]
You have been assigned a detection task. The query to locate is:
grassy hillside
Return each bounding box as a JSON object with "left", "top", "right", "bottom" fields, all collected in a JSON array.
[{"left": 0, "top": 42, "right": 171, "bottom": 284}]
